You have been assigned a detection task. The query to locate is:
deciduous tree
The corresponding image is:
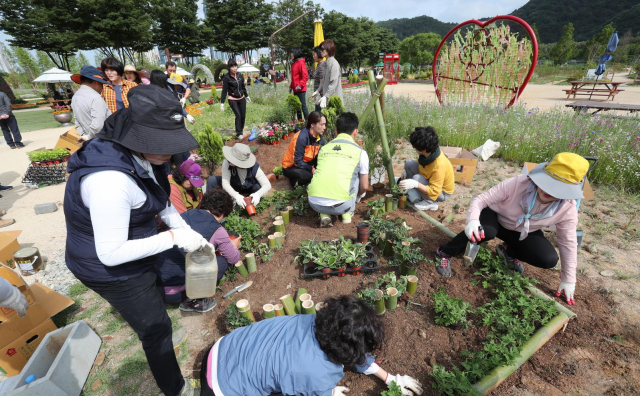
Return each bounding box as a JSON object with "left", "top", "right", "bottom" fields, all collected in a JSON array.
[{"left": 550, "top": 23, "right": 577, "bottom": 65}]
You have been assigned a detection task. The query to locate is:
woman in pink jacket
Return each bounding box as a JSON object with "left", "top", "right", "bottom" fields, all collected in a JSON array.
[{"left": 435, "top": 153, "right": 590, "bottom": 305}]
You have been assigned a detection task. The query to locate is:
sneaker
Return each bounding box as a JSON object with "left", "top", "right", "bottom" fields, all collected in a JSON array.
[
  {"left": 15, "top": 142, "right": 24, "bottom": 148},
  {"left": 172, "top": 327, "right": 188, "bottom": 350},
  {"left": 179, "top": 298, "right": 217, "bottom": 313},
  {"left": 341, "top": 211, "right": 354, "bottom": 224},
  {"left": 414, "top": 200, "right": 439, "bottom": 211},
  {"left": 180, "top": 378, "right": 201, "bottom": 396},
  {"left": 8, "top": 145, "right": 15, "bottom": 149},
  {"left": 496, "top": 244, "right": 524, "bottom": 274},
  {"left": 0, "top": 218, "right": 15, "bottom": 228},
  {"left": 0, "top": 185, "right": 13, "bottom": 191},
  {"left": 320, "top": 214, "right": 333, "bottom": 228},
  {"left": 0, "top": 210, "right": 6, "bottom": 217},
  {"left": 435, "top": 248, "right": 452, "bottom": 277}
]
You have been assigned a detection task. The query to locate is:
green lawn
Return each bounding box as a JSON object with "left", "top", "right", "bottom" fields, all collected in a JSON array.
[{"left": 13, "top": 109, "right": 72, "bottom": 132}]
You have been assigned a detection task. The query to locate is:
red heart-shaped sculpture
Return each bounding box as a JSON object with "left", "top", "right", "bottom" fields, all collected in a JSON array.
[{"left": 432, "top": 15, "right": 538, "bottom": 108}]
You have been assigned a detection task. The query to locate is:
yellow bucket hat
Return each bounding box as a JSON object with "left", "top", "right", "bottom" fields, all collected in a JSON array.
[{"left": 528, "top": 153, "right": 589, "bottom": 200}]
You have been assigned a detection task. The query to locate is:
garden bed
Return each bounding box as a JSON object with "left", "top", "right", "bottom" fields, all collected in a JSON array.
[{"left": 194, "top": 137, "right": 632, "bottom": 395}]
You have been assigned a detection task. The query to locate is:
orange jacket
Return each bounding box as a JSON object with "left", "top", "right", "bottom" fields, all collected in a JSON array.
[{"left": 282, "top": 128, "right": 325, "bottom": 170}]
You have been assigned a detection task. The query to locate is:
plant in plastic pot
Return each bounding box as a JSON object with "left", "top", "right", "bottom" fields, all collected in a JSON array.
[
  {"left": 295, "top": 238, "right": 320, "bottom": 267},
  {"left": 316, "top": 244, "right": 339, "bottom": 279},
  {"left": 338, "top": 236, "right": 367, "bottom": 275}
]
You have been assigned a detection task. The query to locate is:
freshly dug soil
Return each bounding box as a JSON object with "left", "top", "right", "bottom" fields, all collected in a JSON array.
[{"left": 185, "top": 137, "right": 639, "bottom": 396}]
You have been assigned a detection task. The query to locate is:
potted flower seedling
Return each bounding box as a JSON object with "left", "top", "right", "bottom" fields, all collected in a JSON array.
[
  {"left": 316, "top": 244, "right": 339, "bottom": 279},
  {"left": 395, "top": 239, "right": 424, "bottom": 276},
  {"left": 339, "top": 236, "right": 367, "bottom": 275},
  {"left": 295, "top": 238, "right": 320, "bottom": 267},
  {"left": 391, "top": 185, "right": 407, "bottom": 209}
]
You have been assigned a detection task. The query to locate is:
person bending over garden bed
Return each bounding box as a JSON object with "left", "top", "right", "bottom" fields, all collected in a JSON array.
[
  {"left": 282, "top": 111, "right": 326, "bottom": 187},
  {"left": 155, "top": 187, "right": 240, "bottom": 312},
  {"left": 436, "top": 152, "right": 588, "bottom": 305},
  {"left": 308, "top": 112, "right": 369, "bottom": 227},
  {"left": 206, "top": 143, "right": 271, "bottom": 209},
  {"left": 200, "top": 295, "right": 422, "bottom": 396},
  {"left": 398, "top": 126, "right": 454, "bottom": 211},
  {"left": 169, "top": 159, "right": 204, "bottom": 214}
]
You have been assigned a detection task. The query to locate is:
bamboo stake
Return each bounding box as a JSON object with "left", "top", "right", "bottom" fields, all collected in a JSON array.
[
  {"left": 236, "top": 299, "right": 255, "bottom": 322},
  {"left": 472, "top": 313, "right": 570, "bottom": 394},
  {"left": 246, "top": 253, "right": 257, "bottom": 274},
  {"left": 280, "top": 294, "right": 296, "bottom": 315},
  {"left": 301, "top": 300, "right": 316, "bottom": 314},
  {"left": 358, "top": 75, "right": 387, "bottom": 131},
  {"left": 274, "top": 303, "right": 285, "bottom": 316},
  {"left": 294, "top": 288, "right": 309, "bottom": 314},
  {"left": 262, "top": 303, "right": 276, "bottom": 319},
  {"left": 366, "top": 70, "right": 396, "bottom": 189},
  {"left": 235, "top": 262, "right": 249, "bottom": 278}
]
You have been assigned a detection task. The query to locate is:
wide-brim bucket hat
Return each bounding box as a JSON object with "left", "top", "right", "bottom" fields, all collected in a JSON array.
[
  {"left": 96, "top": 85, "right": 198, "bottom": 156},
  {"left": 124, "top": 65, "right": 146, "bottom": 78},
  {"left": 222, "top": 143, "right": 256, "bottom": 168},
  {"left": 528, "top": 152, "right": 589, "bottom": 200},
  {"left": 71, "top": 65, "right": 111, "bottom": 85}
]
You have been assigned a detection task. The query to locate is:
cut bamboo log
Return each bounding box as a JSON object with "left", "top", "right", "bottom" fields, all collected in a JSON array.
[
  {"left": 236, "top": 299, "right": 255, "bottom": 322},
  {"left": 274, "top": 303, "right": 285, "bottom": 316},
  {"left": 262, "top": 303, "right": 276, "bottom": 319},
  {"left": 280, "top": 294, "right": 296, "bottom": 315},
  {"left": 281, "top": 210, "right": 290, "bottom": 225},
  {"left": 235, "top": 262, "right": 248, "bottom": 278},
  {"left": 385, "top": 287, "right": 398, "bottom": 310},
  {"left": 246, "top": 253, "right": 257, "bottom": 274},
  {"left": 407, "top": 275, "right": 418, "bottom": 295},
  {"left": 374, "top": 289, "right": 385, "bottom": 316},
  {"left": 274, "top": 232, "right": 283, "bottom": 248},
  {"left": 273, "top": 220, "right": 285, "bottom": 236},
  {"left": 385, "top": 194, "right": 393, "bottom": 213},
  {"left": 294, "top": 288, "right": 308, "bottom": 314},
  {"left": 301, "top": 300, "right": 316, "bottom": 314},
  {"left": 268, "top": 234, "right": 276, "bottom": 248}
]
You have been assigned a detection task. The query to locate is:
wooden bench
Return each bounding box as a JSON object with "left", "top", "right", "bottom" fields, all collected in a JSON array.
[
  {"left": 566, "top": 101, "right": 640, "bottom": 116},
  {"left": 563, "top": 88, "right": 624, "bottom": 100}
]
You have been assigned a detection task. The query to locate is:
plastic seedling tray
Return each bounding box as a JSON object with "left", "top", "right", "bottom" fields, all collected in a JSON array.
[{"left": 303, "top": 241, "right": 379, "bottom": 280}]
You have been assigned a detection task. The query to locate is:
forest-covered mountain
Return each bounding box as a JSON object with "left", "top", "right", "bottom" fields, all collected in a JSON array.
[{"left": 377, "top": 0, "right": 639, "bottom": 43}]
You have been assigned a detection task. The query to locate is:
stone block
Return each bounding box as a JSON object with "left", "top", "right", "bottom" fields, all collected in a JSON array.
[{"left": 33, "top": 203, "right": 57, "bottom": 215}]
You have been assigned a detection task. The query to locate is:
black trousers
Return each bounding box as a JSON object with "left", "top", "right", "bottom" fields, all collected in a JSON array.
[
  {"left": 294, "top": 92, "right": 309, "bottom": 121},
  {"left": 439, "top": 208, "right": 559, "bottom": 269},
  {"left": 206, "top": 176, "right": 261, "bottom": 196},
  {"left": 82, "top": 271, "right": 184, "bottom": 396},
  {"left": 228, "top": 98, "right": 246, "bottom": 136},
  {"left": 283, "top": 166, "right": 313, "bottom": 187},
  {"left": 0, "top": 114, "right": 22, "bottom": 146}
]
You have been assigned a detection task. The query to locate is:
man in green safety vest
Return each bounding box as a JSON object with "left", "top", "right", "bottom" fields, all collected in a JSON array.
[{"left": 308, "top": 112, "right": 369, "bottom": 227}]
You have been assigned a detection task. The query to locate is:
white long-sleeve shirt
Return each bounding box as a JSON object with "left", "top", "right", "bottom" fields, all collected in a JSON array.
[
  {"left": 220, "top": 160, "right": 271, "bottom": 200},
  {"left": 79, "top": 155, "right": 187, "bottom": 266}
]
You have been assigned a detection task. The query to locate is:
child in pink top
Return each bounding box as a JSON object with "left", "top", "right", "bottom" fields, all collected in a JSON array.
[{"left": 436, "top": 153, "right": 591, "bottom": 306}]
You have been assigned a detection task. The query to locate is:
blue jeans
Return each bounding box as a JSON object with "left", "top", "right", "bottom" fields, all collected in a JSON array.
[
  {"left": 404, "top": 160, "right": 451, "bottom": 204},
  {"left": 1, "top": 114, "right": 21, "bottom": 146},
  {"left": 308, "top": 178, "right": 359, "bottom": 216},
  {"left": 295, "top": 92, "right": 309, "bottom": 121}
]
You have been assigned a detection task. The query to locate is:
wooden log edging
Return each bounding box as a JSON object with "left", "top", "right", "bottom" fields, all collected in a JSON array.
[{"left": 407, "top": 202, "right": 577, "bottom": 394}]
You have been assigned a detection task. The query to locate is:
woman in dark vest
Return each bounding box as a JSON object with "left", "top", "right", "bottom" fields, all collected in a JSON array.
[
  {"left": 155, "top": 187, "right": 241, "bottom": 312},
  {"left": 206, "top": 143, "right": 271, "bottom": 209},
  {"left": 64, "top": 85, "right": 208, "bottom": 396}
]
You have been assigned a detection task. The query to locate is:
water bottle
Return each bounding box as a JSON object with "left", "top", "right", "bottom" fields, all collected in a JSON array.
[
  {"left": 248, "top": 126, "right": 258, "bottom": 141},
  {"left": 185, "top": 245, "right": 218, "bottom": 299}
]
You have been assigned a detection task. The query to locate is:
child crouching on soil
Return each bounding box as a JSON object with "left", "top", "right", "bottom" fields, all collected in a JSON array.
[
  {"left": 155, "top": 187, "right": 242, "bottom": 313},
  {"left": 399, "top": 126, "right": 454, "bottom": 211}
]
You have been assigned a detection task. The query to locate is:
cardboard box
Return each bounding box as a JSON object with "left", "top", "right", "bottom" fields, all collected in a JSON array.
[
  {"left": 0, "top": 231, "right": 22, "bottom": 270},
  {"left": 54, "top": 126, "right": 83, "bottom": 154},
  {"left": 0, "top": 264, "right": 73, "bottom": 377},
  {"left": 441, "top": 146, "right": 479, "bottom": 184},
  {"left": 521, "top": 162, "right": 594, "bottom": 201}
]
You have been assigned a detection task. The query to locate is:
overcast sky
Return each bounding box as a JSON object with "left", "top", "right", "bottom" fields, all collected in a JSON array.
[{"left": 315, "top": 0, "right": 529, "bottom": 22}]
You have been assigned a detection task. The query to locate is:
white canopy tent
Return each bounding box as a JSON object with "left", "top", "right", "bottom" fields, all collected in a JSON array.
[
  {"left": 33, "top": 68, "right": 73, "bottom": 83},
  {"left": 237, "top": 63, "right": 260, "bottom": 73},
  {"left": 175, "top": 67, "right": 192, "bottom": 76}
]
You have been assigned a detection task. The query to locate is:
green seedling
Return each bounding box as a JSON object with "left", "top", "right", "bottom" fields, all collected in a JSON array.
[
  {"left": 433, "top": 287, "right": 471, "bottom": 328},
  {"left": 226, "top": 301, "right": 253, "bottom": 330},
  {"left": 381, "top": 381, "right": 404, "bottom": 396}
]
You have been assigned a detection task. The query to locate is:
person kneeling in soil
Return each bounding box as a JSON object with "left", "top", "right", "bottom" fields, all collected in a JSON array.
[
  {"left": 307, "top": 112, "right": 369, "bottom": 227},
  {"left": 281, "top": 111, "right": 327, "bottom": 187},
  {"left": 200, "top": 295, "right": 423, "bottom": 396},
  {"left": 155, "top": 187, "right": 241, "bottom": 313},
  {"left": 206, "top": 143, "right": 271, "bottom": 209},
  {"left": 398, "top": 126, "right": 454, "bottom": 211},
  {"left": 169, "top": 159, "right": 204, "bottom": 214},
  {"left": 435, "top": 152, "right": 588, "bottom": 305}
]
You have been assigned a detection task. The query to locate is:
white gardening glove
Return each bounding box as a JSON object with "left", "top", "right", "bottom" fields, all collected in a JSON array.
[
  {"left": 220, "top": 104, "right": 224, "bottom": 111},
  {"left": 556, "top": 282, "right": 576, "bottom": 305},
  {"left": 234, "top": 194, "right": 247, "bottom": 208},
  {"left": 180, "top": 97, "right": 187, "bottom": 107},
  {"left": 246, "top": 97, "right": 251, "bottom": 103},
  {"left": 398, "top": 179, "right": 419, "bottom": 191},
  {"left": 295, "top": 85, "right": 301, "bottom": 91},
  {"left": 386, "top": 374, "right": 423, "bottom": 396},
  {"left": 319, "top": 96, "right": 327, "bottom": 109},
  {"left": 186, "top": 114, "right": 195, "bottom": 124},
  {"left": 464, "top": 220, "right": 482, "bottom": 242},
  {"left": 250, "top": 192, "right": 261, "bottom": 206},
  {"left": 312, "top": 90, "right": 319, "bottom": 100},
  {"left": 0, "top": 286, "right": 29, "bottom": 317},
  {"left": 332, "top": 386, "right": 349, "bottom": 396},
  {"left": 171, "top": 228, "right": 208, "bottom": 252}
]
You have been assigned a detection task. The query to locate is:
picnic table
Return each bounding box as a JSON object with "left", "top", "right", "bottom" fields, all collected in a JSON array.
[
  {"left": 566, "top": 101, "right": 640, "bottom": 115},
  {"left": 47, "top": 98, "right": 71, "bottom": 110},
  {"left": 563, "top": 81, "right": 625, "bottom": 101}
]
